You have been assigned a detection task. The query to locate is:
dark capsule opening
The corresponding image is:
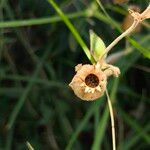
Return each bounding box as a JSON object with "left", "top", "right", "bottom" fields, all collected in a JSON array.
[{"left": 85, "top": 74, "right": 99, "bottom": 88}]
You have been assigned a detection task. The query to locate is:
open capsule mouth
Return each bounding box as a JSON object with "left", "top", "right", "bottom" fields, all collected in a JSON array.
[{"left": 85, "top": 74, "right": 99, "bottom": 88}]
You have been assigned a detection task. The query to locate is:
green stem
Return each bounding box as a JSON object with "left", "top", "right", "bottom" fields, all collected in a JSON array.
[
  {"left": 0, "top": 11, "right": 86, "bottom": 28},
  {"left": 47, "top": 0, "right": 95, "bottom": 63}
]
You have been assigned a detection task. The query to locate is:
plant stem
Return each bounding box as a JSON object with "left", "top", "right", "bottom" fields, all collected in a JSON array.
[
  {"left": 102, "top": 20, "right": 139, "bottom": 59},
  {"left": 0, "top": 11, "right": 86, "bottom": 28},
  {"left": 106, "top": 89, "right": 116, "bottom": 150},
  {"left": 105, "top": 4, "right": 150, "bottom": 56},
  {"left": 47, "top": 0, "right": 95, "bottom": 63}
]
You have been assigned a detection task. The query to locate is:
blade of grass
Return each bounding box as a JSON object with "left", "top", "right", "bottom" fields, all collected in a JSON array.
[
  {"left": 65, "top": 100, "right": 104, "bottom": 150},
  {"left": 128, "top": 38, "right": 150, "bottom": 59},
  {"left": 6, "top": 48, "right": 51, "bottom": 130},
  {"left": 0, "top": 11, "right": 87, "bottom": 28},
  {"left": 94, "top": 107, "right": 100, "bottom": 136},
  {"left": 92, "top": 105, "right": 109, "bottom": 150},
  {"left": 118, "top": 85, "right": 150, "bottom": 103},
  {"left": 0, "top": 0, "right": 5, "bottom": 58},
  {"left": 0, "top": 74, "right": 67, "bottom": 88},
  {"left": 96, "top": 0, "right": 120, "bottom": 31},
  {"left": 5, "top": 127, "right": 14, "bottom": 150},
  {"left": 47, "top": 0, "right": 95, "bottom": 63},
  {"left": 119, "top": 109, "right": 150, "bottom": 144},
  {"left": 106, "top": 4, "right": 127, "bottom": 15},
  {"left": 118, "top": 124, "right": 150, "bottom": 150},
  {"left": 53, "top": 98, "right": 73, "bottom": 137},
  {"left": 4, "top": 2, "right": 38, "bottom": 62}
]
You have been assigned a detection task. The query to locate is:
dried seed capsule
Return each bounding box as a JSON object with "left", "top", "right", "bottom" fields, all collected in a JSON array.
[{"left": 69, "top": 64, "right": 107, "bottom": 101}]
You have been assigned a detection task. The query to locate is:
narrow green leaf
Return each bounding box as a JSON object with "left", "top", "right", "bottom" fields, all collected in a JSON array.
[
  {"left": 48, "top": 0, "right": 95, "bottom": 63},
  {"left": 119, "top": 109, "right": 150, "bottom": 143},
  {"left": 90, "top": 30, "right": 106, "bottom": 61},
  {"left": 65, "top": 101, "right": 102, "bottom": 150},
  {"left": 129, "top": 38, "right": 150, "bottom": 59}
]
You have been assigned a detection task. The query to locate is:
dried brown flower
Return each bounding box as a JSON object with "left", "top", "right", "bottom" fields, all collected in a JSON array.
[
  {"left": 113, "top": 0, "right": 129, "bottom": 4},
  {"left": 129, "top": 5, "right": 150, "bottom": 21},
  {"left": 122, "top": 5, "right": 142, "bottom": 32},
  {"left": 69, "top": 64, "right": 107, "bottom": 101}
]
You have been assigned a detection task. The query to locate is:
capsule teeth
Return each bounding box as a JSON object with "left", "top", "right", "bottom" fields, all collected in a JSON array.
[
  {"left": 91, "top": 88, "right": 95, "bottom": 93},
  {"left": 80, "top": 83, "right": 85, "bottom": 87},
  {"left": 69, "top": 63, "right": 108, "bottom": 100},
  {"left": 84, "top": 87, "right": 96, "bottom": 93},
  {"left": 96, "top": 86, "right": 101, "bottom": 92},
  {"left": 85, "top": 87, "right": 90, "bottom": 93},
  {"left": 88, "top": 88, "right": 92, "bottom": 93}
]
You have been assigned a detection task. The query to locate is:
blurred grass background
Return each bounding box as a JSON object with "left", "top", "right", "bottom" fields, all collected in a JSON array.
[{"left": 0, "top": 0, "right": 150, "bottom": 150}]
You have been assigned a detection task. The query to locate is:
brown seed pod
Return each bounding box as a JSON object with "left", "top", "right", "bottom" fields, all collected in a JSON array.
[
  {"left": 122, "top": 5, "right": 142, "bottom": 32},
  {"left": 113, "top": 0, "right": 129, "bottom": 4},
  {"left": 69, "top": 64, "right": 107, "bottom": 101}
]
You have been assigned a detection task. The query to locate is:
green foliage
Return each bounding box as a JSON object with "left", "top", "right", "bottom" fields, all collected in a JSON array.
[{"left": 129, "top": 38, "right": 150, "bottom": 59}]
